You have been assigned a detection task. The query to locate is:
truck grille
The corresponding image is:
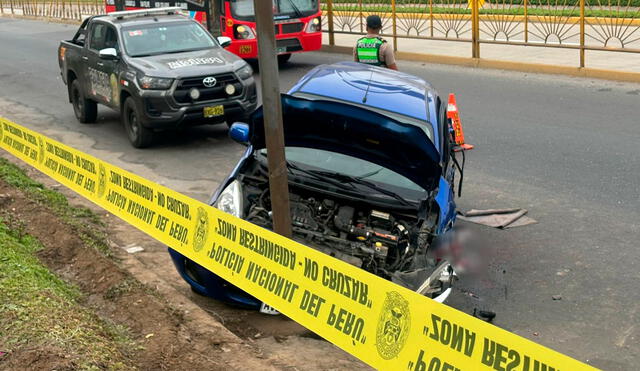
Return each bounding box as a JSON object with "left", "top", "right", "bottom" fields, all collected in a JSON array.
[
  {"left": 173, "top": 73, "right": 242, "bottom": 104},
  {"left": 281, "top": 23, "right": 304, "bottom": 34},
  {"left": 276, "top": 38, "right": 303, "bottom": 52}
]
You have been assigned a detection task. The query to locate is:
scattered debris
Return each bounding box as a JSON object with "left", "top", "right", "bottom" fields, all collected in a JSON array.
[
  {"left": 473, "top": 308, "right": 496, "bottom": 322},
  {"left": 533, "top": 332, "right": 539, "bottom": 336},
  {"left": 552, "top": 295, "right": 563, "bottom": 301},
  {"left": 458, "top": 208, "right": 537, "bottom": 229},
  {"left": 122, "top": 243, "right": 144, "bottom": 254},
  {"left": 556, "top": 268, "right": 571, "bottom": 276},
  {"left": 145, "top": 333, "right": 154, "bottom": 339},
  {"left": 254, "top": 333, "right": 262, "bottom": 339},
  {"left": 461, "top": 288, "right": 480, "bottom": 299},
  {"left": 274, "top": 335, "right": 288, "bottom": 343}
]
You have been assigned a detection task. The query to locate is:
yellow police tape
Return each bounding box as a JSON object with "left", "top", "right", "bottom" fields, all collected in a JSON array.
[{"left": 0, "top": 116, "right": 597, "bottom": 371}]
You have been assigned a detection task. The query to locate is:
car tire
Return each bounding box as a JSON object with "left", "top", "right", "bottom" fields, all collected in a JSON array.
[
  {"left": 70, "top": 79, "right": 97, "bottom": 124},
  {"left": 122, "top": 97, "right": 154, "bottom": 148},
  {"left": 278, "top": 53, "right": 291, "bottom": 65}
]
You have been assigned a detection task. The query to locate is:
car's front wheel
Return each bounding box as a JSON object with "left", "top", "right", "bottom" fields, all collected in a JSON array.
[
  {"left": 70, "top": 79, "right": 97, "bottom": 124},
  {"left": 122, "top": 97, "right": 154, "bottom": 148}
]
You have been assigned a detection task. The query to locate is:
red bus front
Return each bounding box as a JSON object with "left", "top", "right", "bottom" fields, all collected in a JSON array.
[
  {"left": 105, "top": 0, "right": 322, "bottom": 60},
  {"left": 219, "top": 0, "right": 322, "bottom": 59}
]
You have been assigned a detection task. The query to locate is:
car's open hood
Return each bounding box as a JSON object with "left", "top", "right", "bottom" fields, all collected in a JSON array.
[{"left": 249, "top": 95, "right": 442, "bottom": 191}]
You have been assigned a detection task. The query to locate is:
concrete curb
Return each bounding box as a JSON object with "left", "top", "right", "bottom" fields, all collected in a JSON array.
[{"left": 322, "top": 44, "right": 640, "bottom": 83}]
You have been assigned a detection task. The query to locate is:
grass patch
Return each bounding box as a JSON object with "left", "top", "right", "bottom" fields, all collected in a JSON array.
[
  {"left": 0, "top": 218, "right": 137, "bottom": 368},
  {"left": 0, "top": 157, "right": 110, "bottom": 255}
]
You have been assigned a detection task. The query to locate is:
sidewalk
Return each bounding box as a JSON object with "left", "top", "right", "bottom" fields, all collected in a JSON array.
[{"left": 327, "top": 32, "right": 640, "bottom": 74}]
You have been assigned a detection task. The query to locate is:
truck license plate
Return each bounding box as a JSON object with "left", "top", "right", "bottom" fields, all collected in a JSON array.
[
  {"left": 276, "top": 47, "right": 287, "bottom": 54},
  {"left": 203, "top": 105, "right": 224, "bottom": 118}
]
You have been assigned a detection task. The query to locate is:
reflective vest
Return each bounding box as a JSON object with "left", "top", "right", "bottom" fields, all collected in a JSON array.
[{"left": 356, "top": 36, "right": 386, "bottom": 66}]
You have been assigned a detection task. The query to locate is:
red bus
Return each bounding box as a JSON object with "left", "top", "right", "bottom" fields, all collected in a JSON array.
[
  {"left": 105, "top": 0, "right": 322, "bottom": 62},
  {"left": 105, "top": 0, "right": 209, "bottom": 24}
]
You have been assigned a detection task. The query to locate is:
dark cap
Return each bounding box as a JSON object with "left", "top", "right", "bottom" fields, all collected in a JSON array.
[{"left": 366, "top": 15, "right": 382, "bottom": 30}]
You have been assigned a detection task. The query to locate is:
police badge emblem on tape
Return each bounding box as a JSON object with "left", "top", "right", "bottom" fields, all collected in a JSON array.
[
  {"left": 97, "top": 163, "right": 107, "bottom": 199},
  {"left": 376, "top": 291, "right": 411, "bottom": 360},
  {"left": 193, "top": 206, "right": 209, "bottom": 253}
]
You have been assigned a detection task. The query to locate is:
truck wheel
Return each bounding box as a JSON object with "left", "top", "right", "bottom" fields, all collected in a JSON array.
[
  {"left": 278, "top": 53, "right": 291, "bottom": 65},
  {"left": 123, "top": 97, "right": 154, "bottom": 148},
  {"left": 71, "top": 79, "right": 97, "bottom": 124}
]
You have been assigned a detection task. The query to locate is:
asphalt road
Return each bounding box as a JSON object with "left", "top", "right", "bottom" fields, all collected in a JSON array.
[{"left": 1, "top": 16, "right": 639, "bottom": 370}]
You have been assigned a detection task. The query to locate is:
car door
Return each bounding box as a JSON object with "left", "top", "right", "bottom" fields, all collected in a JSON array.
[{"left": 85, "top": 22, "right": 120, "bottom": 108}]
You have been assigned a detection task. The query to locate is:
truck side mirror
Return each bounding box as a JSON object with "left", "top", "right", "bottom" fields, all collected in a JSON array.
[
  {"left": 217, "top": 36, "right": 232, "bottom": 48},
  {"left": 99, "top": 48, "right": 118, "bottom": 60}
]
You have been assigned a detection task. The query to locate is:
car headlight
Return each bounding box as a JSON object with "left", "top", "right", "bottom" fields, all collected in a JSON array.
[
  {"left": 138, "top": 76, "right": 174, "bottom": 90},
  {"left": 235, "top": 64, "right": 253, "bottom": 80},
  {"left": 214, "top": 180, "right": 243, "bottom": 218}
]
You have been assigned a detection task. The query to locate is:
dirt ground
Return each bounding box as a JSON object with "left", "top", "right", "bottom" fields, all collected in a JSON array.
[{"left": 0, "top": 152, "right": 370, "bottom": 370}]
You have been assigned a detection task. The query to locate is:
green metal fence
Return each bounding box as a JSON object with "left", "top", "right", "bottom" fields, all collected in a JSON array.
[{"left": 323, "top": 0, "right": 640, "bottom": 67}]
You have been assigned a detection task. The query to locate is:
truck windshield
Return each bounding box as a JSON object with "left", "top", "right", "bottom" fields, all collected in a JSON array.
[
  {"left": 122, "top": 22, "right": 216, "bottom": 57},
  {"left": 230, "top": 0, "right": 319, "bottom": 20}
]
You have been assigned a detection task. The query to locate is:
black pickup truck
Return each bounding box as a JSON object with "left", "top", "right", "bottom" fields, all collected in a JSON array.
[{"left": 58, "top": 8, "right": 257, "bottom": 148}]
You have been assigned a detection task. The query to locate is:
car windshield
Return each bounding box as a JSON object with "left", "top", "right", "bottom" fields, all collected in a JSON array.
[
  {"left": 122, "top": 22, "right": 216, "bottom": 57},
  {"left": 230, "top": 0, "right": 319, "bottom": 19},
  {"left": 258, "top": 147, "right": 427, "bottom": 200}
]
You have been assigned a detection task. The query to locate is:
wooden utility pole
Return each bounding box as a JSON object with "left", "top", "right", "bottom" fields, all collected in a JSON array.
[
  {"left": 207, "top": 0, "right": 221, "bottom": 37},
  {"left": 253, "top": 0, "right": 292, "bottom": 238}
]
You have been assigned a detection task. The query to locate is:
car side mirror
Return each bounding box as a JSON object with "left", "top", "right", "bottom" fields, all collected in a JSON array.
[
  {"left": 217, "top": 36, "right": 232, "bottom": 48},
  {"left": 99, "top": 48, "right": 118, "bottom": 60},
  {"left": 229, "top": 122, "right": 250, "bottom": 143}
]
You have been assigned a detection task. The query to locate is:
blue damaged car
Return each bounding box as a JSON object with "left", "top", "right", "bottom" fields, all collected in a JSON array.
[{"left": 169, "top": 62, "right": 464, "bottom": 313}]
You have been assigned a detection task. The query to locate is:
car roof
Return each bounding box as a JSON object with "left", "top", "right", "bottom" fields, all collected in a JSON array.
[{"left": 289, "top": 62, "right": 435, "bottom": 122}]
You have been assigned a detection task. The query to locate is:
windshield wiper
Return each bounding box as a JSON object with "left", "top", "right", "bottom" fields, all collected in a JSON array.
[
  {"left": 163, "top": 47, "right": 209, "bottom": 54},
  {"left": 131, "top": 53, "right": 157, "bottom": 57},
  {"left": 311, "top": 170, "right": 413, "bottom": 206},
  {"left": 356, "top": 167, "right": 383, "bottom": 180},
  {"left": 280, "top": 0, "right": 303, "bottom": 18},
  {"left": 286, "top": 161, "right": 356, "bottom": 191}
]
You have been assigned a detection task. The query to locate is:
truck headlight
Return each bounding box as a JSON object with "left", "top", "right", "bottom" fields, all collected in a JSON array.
[
  {"left": 306, "top": 17, "right": 321, "bottom": 33},
  {"left": 235, "top": 64, "right": 253, "bottom": 80},
  {"left": 234, "top": 25, "right": 256, "bottom": 40},
  {"left": 214, "top": 180, "right": 243, "bottom": 218},
  {"left": 138, "top": 76, "right": 174, "bottom": 90}
]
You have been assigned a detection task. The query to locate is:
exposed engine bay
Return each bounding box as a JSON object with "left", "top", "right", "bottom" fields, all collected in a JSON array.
[{"left": 241, "top": 176, "right": 455, "bottom": 297}]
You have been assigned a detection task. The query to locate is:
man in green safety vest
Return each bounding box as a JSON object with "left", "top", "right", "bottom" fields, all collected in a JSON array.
[{"left": 353, "top": 15, "right": 398, "bottom": 70}]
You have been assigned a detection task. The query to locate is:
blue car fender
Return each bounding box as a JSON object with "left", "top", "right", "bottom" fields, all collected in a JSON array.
[{"left": 435, "top": 176, "right": 456, "bottom": 234}]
